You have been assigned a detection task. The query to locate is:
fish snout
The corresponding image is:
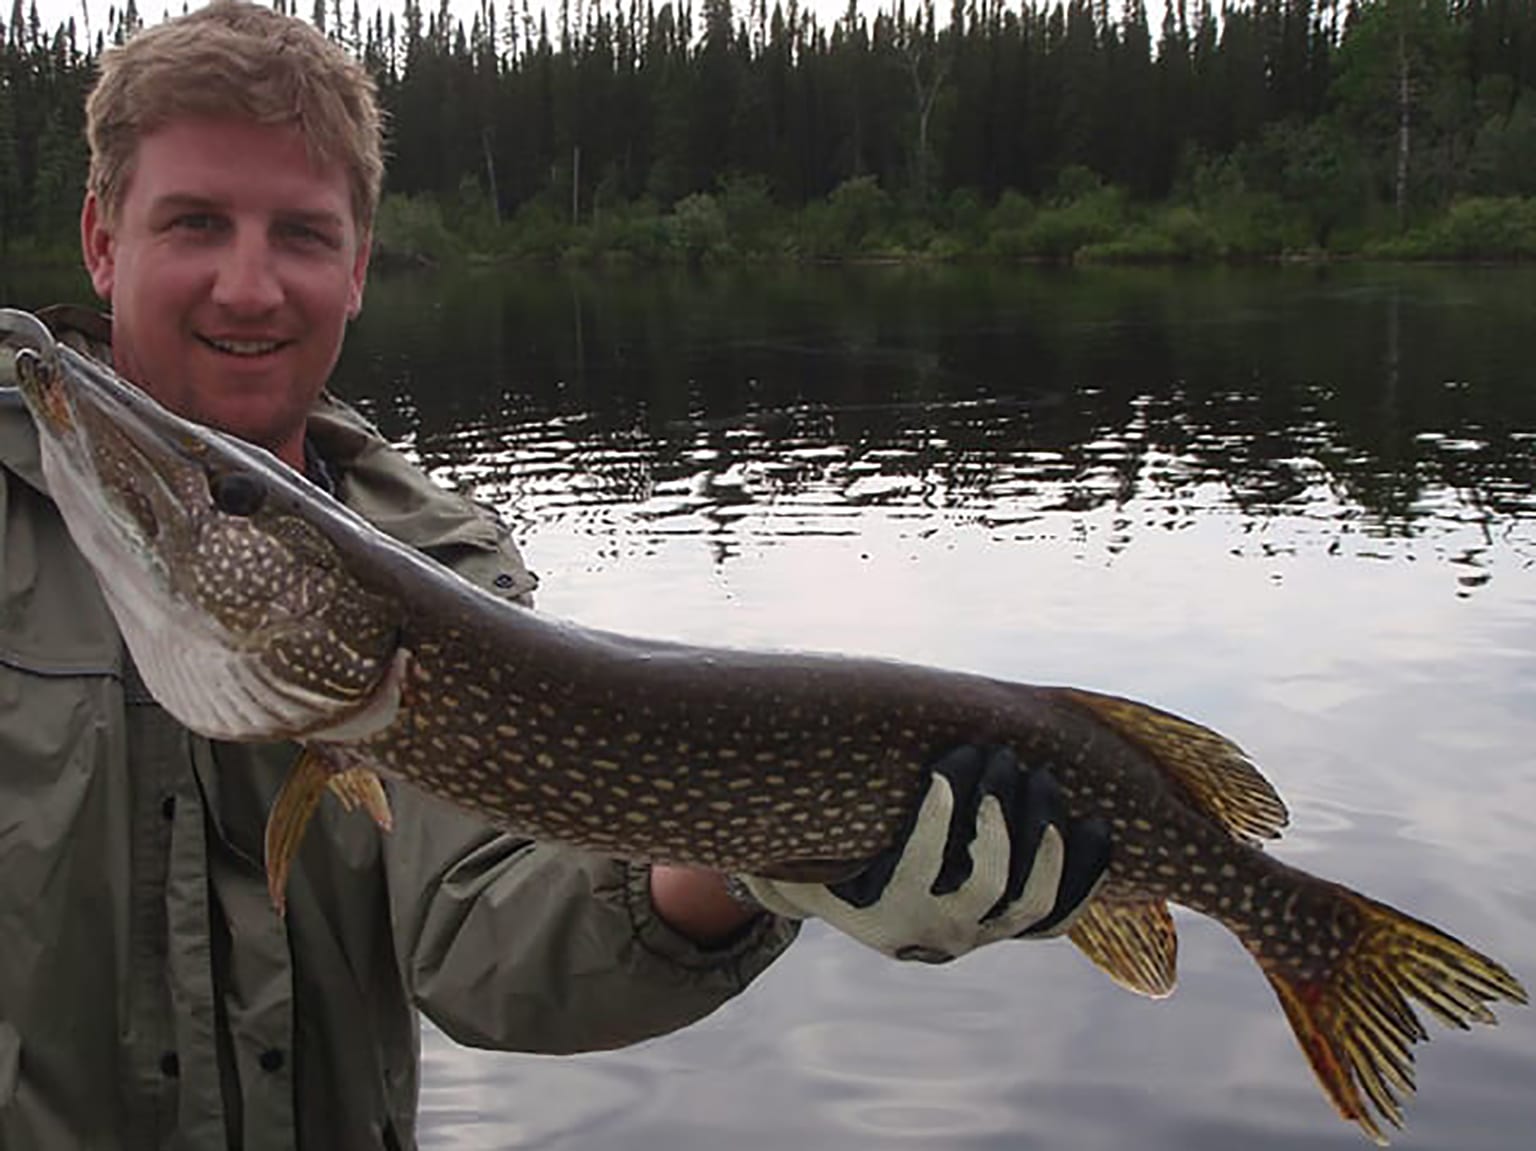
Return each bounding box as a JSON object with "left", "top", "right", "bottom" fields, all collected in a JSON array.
[{"left": 18, "top": 348, "right": 80, "bottom": 440}]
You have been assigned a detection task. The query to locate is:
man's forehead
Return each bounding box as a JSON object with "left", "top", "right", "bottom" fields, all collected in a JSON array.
[{"left": 127, "top": 117, "right": 355, "bottom": 215}]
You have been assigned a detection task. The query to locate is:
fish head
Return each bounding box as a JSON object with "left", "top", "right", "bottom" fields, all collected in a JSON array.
[{"left": 4, "top": 308, "right": 404, "bottom": 743}]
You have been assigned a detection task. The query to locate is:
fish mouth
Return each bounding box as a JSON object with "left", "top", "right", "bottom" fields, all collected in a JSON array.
[
  {"left": 22, "top": 352, "right": 74, "bottom": 435},
  {"left": 1, "top": 309, "right": 73, "bottom": 435}
]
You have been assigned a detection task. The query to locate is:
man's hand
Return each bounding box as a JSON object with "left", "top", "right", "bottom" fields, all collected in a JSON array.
[{"left": 741, "top": 745, "right": 1111, "bottom": 963}]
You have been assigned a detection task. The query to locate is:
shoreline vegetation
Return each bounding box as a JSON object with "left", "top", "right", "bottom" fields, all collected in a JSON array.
[
  {"left": 363, "top": 179, "right": 1536, "bottom": 267},
  {"left": 5, "top": 1, "right": 1536, "bottom": 272}
]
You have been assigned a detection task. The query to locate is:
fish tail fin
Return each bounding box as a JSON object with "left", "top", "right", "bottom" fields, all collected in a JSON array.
[{"left": 1257, "top": 888, "right": 1528, "bottom": 1145}]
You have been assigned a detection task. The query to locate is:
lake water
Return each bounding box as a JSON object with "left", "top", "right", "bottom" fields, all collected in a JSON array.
[
  {"left": 15, "top": 262, "right": 1536, "bottom": 1148},
  {"left": 335, "top": 264, "right": 1536, "bottom": 1151}
]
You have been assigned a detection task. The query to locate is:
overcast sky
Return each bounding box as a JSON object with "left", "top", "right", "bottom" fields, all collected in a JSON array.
[{"left": 28, "top": 0, "right": 898, "bottom": 43}]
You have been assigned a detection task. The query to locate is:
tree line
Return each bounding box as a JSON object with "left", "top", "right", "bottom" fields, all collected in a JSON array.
[{"left": 5, "top": 0, "right": 1536, "bottom": 263}]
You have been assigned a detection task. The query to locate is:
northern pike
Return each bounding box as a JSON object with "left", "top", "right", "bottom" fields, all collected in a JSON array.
[{"left": 1, "top": 306, "right": 1525, "bottom": 1144}]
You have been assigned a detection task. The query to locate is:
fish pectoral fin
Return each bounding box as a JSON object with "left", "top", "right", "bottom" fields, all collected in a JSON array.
[
  {"left": 1066, "top": 894, "right": 1178, "bottom": 999},
  {"left": 264, "top": 747, "right": 334, "bottom": 916},
  {"left": 265, "top": 753, "right": 396, "bottom": 915},
  {"left": 1053, "top": 688, "right": 1289, "bottom": 845},
  {"left": 325, "top": 766, "right": 394, "bottom": 833}
]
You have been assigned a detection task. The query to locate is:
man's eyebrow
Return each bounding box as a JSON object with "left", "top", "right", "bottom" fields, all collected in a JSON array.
[
  {"left": 148, "top": 193, "right": 222, "bottom": 214},
  {"left": 275, "top": 208, "right": 346, "bottom": 231},
  {"left": 145, "top": 195, "right": 345, "bottom": 230}
]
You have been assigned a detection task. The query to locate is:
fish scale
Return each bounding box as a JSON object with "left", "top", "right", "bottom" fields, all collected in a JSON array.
[{"left": 1, "top": 305, "right": 1526, "bottom": 1146}]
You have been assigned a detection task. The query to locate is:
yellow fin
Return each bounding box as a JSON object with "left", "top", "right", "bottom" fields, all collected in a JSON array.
[
  {"left": 1259, "top": 889, "right": 1528, "bottom": 1146},
  {"left": 264, "top": 748, "right": 332, "bottom": 915},
  {"left": 1056, "top": 688, "right": 1288, "bottom": 844},
  {"left": 1066, "top": 894, "right": 1179, "bottom": 999},
  {"left": 325, "top": 766, "right": 394, "bottom": 833},
  {"left": 265, "top": 755, "right": 396, "bottom": 915}
]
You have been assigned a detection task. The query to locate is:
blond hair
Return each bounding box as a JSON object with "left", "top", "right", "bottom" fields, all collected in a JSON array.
[{"left": 86, "top": 1, "right": 384, "bottom": 230}]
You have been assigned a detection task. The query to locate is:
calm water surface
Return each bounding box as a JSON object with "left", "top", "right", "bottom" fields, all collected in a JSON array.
[
  {"left": 19, "top": 263, "right": 1532, "bottom": 1148},
  {"left": 331, "top": 265, "right": 1536, "bottom": 1151}
]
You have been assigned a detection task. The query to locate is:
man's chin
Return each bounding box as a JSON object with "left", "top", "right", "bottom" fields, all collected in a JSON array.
[{"left": 183, "top": 400, "right": 307, "bottom": 465}]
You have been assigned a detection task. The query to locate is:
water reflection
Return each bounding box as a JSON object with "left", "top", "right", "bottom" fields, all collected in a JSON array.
[{"left": 340, "top": 265, "right": 1536, "bottom": 607}]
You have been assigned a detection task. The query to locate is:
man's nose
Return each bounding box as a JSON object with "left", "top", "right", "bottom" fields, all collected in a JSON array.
[{"left": 210, "top": 230, "right": 283, "bottom": 312}]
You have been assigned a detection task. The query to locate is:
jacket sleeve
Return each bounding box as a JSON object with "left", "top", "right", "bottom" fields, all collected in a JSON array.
[{"left": 382, "top": 785, "right": 798, "bottom": 1054}]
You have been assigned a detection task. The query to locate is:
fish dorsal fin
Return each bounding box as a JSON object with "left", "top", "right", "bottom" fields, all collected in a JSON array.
[
  {"left": 1056, "top": 688, "right": 1289, "bottom": 845},
  {"left": 1067, "top": 895, "right": 1179, "bottom": 999}
]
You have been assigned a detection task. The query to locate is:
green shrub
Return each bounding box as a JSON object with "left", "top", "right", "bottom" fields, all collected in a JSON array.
[
  {"left": 1018, "top": 186, "right": 1126, "bottom": 261},
  {"left": 987, "top": 189, "right": 1035, "bottom": 232},
  {"left": 716, "top": 173, "right": 780, "bottom": 255},
  {"left": 1080, "top": 227, "right": 1182, "bottom": 264},
  {"left": 586, "top": 202, "right": 670, "bottom": 264},
  {"left": 1152, "top": 205, "right": 1223, "bottom": 261},
  {"left": 979, "top": 225, "right": 1037, "bottom": 260},
  {"left": 503, "top": 198, "right": 574, "bottom": 262},
  {"left": 667, "top": 192, "right": 730, "bottom": 262},
  {"left": 373, "top": 193, "right": 461, "bottom": 265},
  {"left": 1434, "top": 198, "right": 1536, "bottom": 258},
  {"left": 1367, "top": 198, "right": 1536, "bottom": 260},
  {"left": 944, "top": 187, "right": 989, "bottom": 243},
  {"left": 824, "top": 175, "right": 893, "bottom": 252}
]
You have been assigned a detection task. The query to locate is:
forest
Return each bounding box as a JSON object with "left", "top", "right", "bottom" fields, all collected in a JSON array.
[{"left": 4, "top": 0, "right": 1536, "bottom": 264}]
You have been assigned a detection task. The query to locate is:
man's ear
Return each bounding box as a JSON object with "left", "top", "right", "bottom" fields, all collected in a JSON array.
[
  {"left": 348, "top": 228, "right": 371, "bottom": 319},
  {"left": 81, "top": 191, "right": 116, "bottom": 301}
]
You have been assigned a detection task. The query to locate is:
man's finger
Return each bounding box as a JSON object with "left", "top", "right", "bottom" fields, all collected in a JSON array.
[
  {"left": 931, "top": 744, "right": 988, "bottom": 895},
  {"left": 1018, "top": 816, "right": 1112, "bottom": 938}
]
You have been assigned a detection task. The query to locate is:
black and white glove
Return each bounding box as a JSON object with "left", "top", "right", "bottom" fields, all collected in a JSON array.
[{"left": 741, "top": 745, "right": 1111, "bottom": 963}]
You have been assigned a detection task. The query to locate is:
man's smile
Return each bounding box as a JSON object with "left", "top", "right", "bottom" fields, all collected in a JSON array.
[{"left": 198, "top": 334, "right": 291, "bottom": 357}]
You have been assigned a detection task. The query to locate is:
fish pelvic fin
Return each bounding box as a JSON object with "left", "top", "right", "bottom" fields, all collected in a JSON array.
[
  {"left": 1054, "top": 688, "right": 1288, "bottom": 845},
  {"left": 264, "top": 749, "right": 395, "bottom": 915},
  {"left": 1257, "top": 888, "right": 1528, "bottom": 1146},
  {"left": 1066, "top": 893, "right": 1178, "bottom": 999}
]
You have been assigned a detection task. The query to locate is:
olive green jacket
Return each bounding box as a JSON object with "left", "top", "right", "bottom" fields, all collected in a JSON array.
[{"left": 0, "top": 312, "right": 796, "bottom": 1150}]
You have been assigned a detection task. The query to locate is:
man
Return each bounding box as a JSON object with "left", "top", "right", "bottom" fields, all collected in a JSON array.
[{"left": 0, "top": 4, "right": 1108, "bottom": 1149}]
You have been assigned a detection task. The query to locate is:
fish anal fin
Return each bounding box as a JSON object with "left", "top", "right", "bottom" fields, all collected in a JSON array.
[
  {"left": 1055, "top": 688, "right": 1288, "bottom": 844},
  {"left": 1067, "top": 894, "right": 1179, "bottom": 999},
  {"left": 1256, "top": 889, "right": 1528, "bottom": 1146}
]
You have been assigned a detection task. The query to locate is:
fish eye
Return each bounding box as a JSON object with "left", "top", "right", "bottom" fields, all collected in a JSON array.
[{"left": 209, "top": 471, "right": 267, "bottom": 517}]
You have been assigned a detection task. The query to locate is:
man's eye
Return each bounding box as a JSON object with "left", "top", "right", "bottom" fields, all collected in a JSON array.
[
  {"left": 280, "top": 222, "right": 338, "bottom": 248},
  {"left": 168, "top": 213, "right": 230, "bottom": 239}
]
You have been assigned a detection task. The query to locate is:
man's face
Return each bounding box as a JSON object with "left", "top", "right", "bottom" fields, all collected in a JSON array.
[{"left": 81, "top": 117, "right": 370, "bottom": 470}]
